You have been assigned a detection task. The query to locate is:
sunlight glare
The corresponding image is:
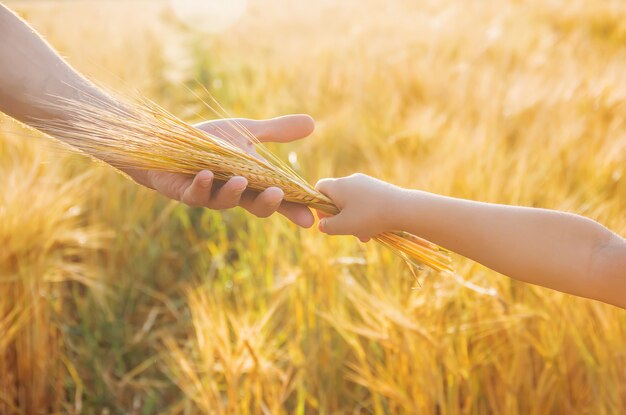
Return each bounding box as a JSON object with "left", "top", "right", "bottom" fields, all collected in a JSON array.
[{"left": 169, "top": 0, "right": 248, "bottom": 33}]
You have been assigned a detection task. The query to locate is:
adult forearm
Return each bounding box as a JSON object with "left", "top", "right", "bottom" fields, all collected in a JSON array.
[
  {"left": 0, "top": 4, "right": 111, "bottom": 124},
  {"left": 0, "top": 4, "right": 149, "bottom": 182},
  {"left": 395, "top": 190, "right": 615, "bottom": 299}
]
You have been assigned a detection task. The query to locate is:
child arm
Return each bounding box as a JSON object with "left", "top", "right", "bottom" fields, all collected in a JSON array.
[{"left": 316, "top": 174, "right": 626, "bottom": 309}]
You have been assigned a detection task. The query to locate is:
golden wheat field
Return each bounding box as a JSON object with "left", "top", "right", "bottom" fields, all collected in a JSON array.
[{"left": 1, "top": 0, "right": 625, "bottom": 413}]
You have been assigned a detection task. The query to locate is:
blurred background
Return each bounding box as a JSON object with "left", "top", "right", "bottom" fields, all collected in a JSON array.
[{"left": 1, "top": 0, "right": 625, "bottom": 413}]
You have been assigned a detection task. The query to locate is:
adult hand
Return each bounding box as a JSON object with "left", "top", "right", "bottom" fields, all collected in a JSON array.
[
  {"left": 0, "top": 5, "right": 312, "bottom": 228},
  {"left": 125, "top": 114, "right": 315, "bottom": 228}
]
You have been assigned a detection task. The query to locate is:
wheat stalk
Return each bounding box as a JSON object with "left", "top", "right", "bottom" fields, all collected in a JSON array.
[{"left": 33, "top": 93, "right": 454, "bottom": 273}]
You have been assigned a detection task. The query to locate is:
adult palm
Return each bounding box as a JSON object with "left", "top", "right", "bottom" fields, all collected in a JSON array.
[{"left": 125, "top": 114, "right": 315, "bottom": 228}]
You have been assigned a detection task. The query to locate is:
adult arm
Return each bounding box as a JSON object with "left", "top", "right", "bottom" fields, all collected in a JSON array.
[{"left": 0, "top": 4, "right": 314, "bottom": 226}]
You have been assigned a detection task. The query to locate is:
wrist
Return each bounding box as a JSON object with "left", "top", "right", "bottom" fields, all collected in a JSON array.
[
  {"left": 385, "top": 187, "right": 412, "bottom": 231},
  {"left": 388, "top": 188, "right": 432, "bottom": 233}
]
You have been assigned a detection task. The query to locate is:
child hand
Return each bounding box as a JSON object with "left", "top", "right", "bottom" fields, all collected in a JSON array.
[{"left": 315, "top": 174, "right": 404, "bottom": 242}]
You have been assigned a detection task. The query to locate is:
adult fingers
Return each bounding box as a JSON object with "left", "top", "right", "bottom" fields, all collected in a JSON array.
[
  {"left": 238, "top": 189, "right": 314, "bottom": 227},
  {"left": 209, "top": 176, "right": 248, "bottom": 209},
  {"left": 180, "top": 170, "right": 214, "bottom": 207},
  {"left": 143, "top": 170, "right": 191, "bottom": 201},
  {"left": 239, "top": 187, "right": 284, "bottom": 218},
  {"left": 277, "top": 201, "right": 315, "bottom": 228},
  {"left": 248, "top": 114, "right": 315, "bottom": 143}
]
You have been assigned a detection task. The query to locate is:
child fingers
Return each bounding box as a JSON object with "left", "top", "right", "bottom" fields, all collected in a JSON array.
[
  {"left": 315, "top": 178, "right": 338, "bottom": 198},
  {"left": 318, "top": 213, "right": 355, "bottom": 236},
  {"left": 181, "top": 170, "right": 214, "bottom": 207}
]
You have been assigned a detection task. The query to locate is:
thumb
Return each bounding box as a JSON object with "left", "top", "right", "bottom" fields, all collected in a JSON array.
[
  {"left": 254, "top": 115, "right": 315, "bottom": 143},
  {"left": 315, "top": 178, "right": 338, "bottom": 199},
  {"left": 319, "top": 212, "right": 355, "bottom": 236}
]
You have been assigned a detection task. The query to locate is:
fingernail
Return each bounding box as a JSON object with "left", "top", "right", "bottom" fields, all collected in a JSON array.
[
  {"left": 271, "top": 189, "right": 284, "bottom": 207},
  {"left": 232, "top": 184, "right": 246, "bottom": 194},
  {"left": 272, "top": 187, "right": 285, "bottom": 198},
  {"left": 235, "top": 178, "right": 248, "bottom": 192}
]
